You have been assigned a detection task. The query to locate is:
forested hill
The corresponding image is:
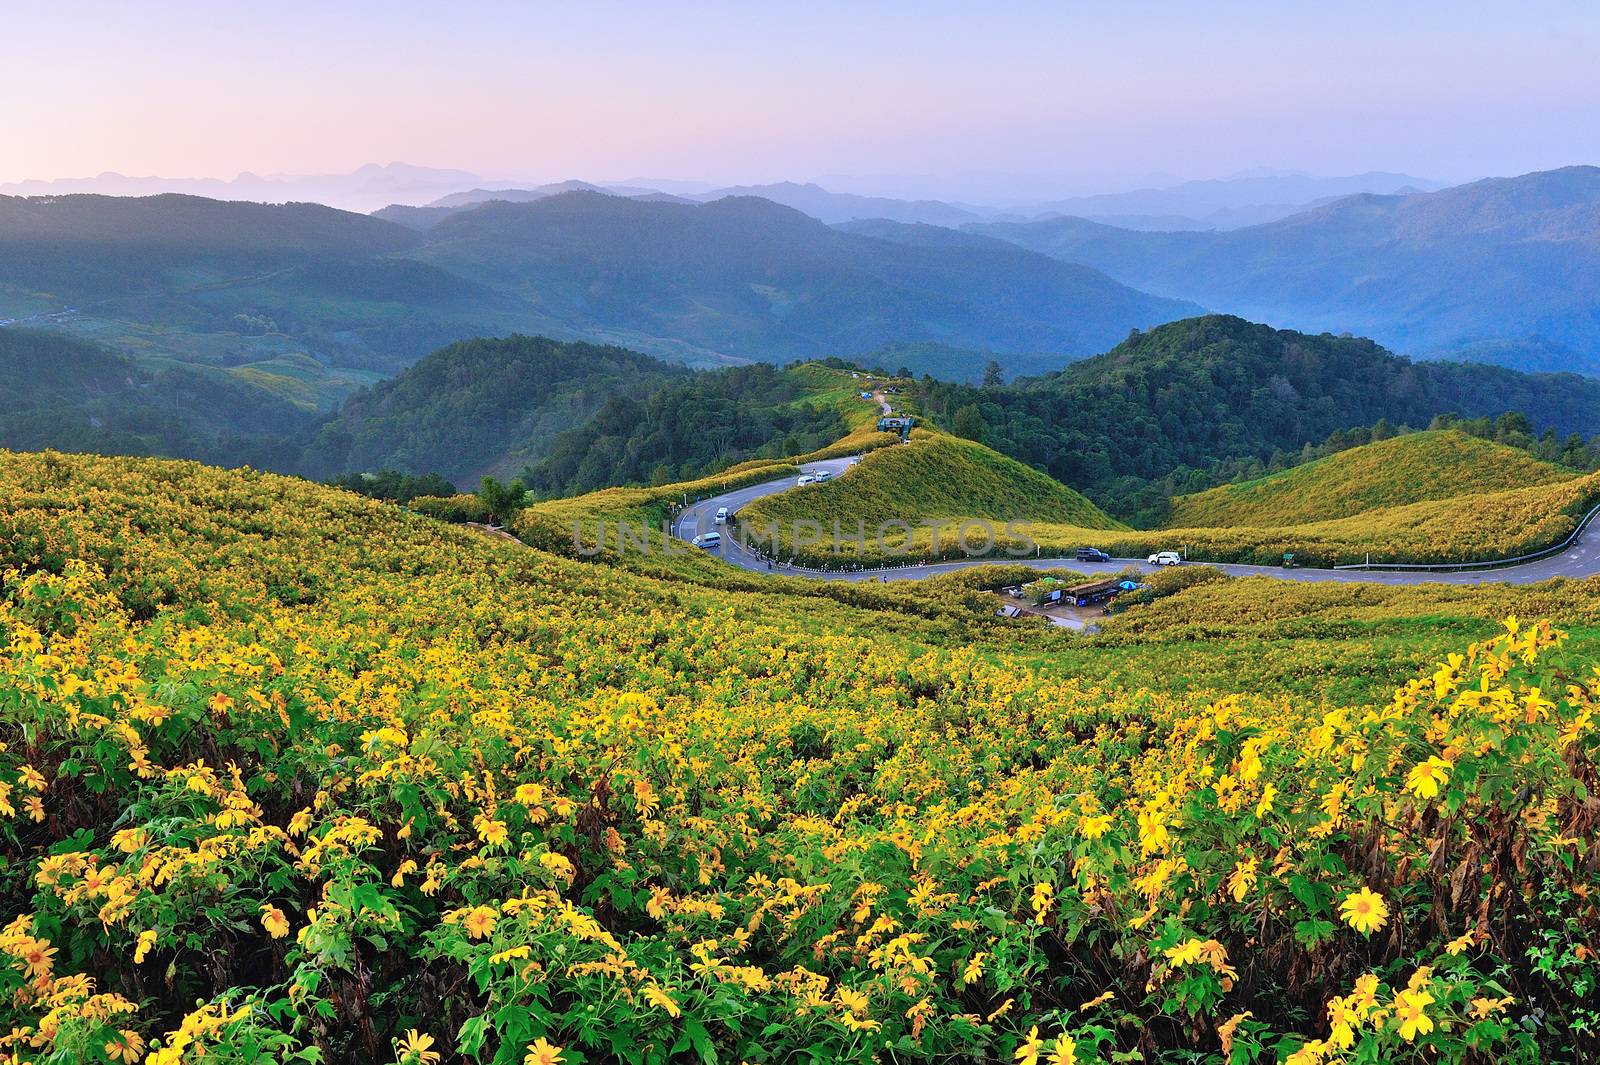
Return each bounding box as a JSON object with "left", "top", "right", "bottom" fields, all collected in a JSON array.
[
  {"left": 0, "top": 328, "right": 314, "bottom": 468},
  {"left": 298, "top": 335, "right": 689, "bottom": 484},
  {"left": 522, "top": 363, "right": 853, "bottom": 495},
  {"left": 918, "top": 315, "right": 1600, "bottom": 522}
]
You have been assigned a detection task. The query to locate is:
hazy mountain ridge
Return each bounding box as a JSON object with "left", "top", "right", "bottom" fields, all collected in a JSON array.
[
  {"left": 0, "top": 187, "right": 1194, "bottom": 376},
  {"left": 962, "top": 166, "right": 1600, "bottom": 370}
]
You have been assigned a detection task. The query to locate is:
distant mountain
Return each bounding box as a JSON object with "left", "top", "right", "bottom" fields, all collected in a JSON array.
[
  {"left": 8, "top": 188, "right": 1188, "bottom": 379},
  {"left": 300, "top": 335, "right": 688, "bottom": 483},
  {"left": 1015, "top": 170, "right": 1443, "bottom": 229},
  {"left": 427, "top": 180, "right": 684, "bottom": 208},
  {"left": 964, "top": 167, "right": 1600, "bottom": 372},
  {"left": 0, "top": 162, "right": 490, "bottom": 213},
  {"left": 408, "top": 191, "right": 1199, "bottom": 365},
  {"left": 375, "top": 181, "right": 697, "bottom": 230},
  {"left": 690, "top": 182, "right": 982, "bottom": 226},
  {"left": 916, "top": 314, "right": 1600, "bottom": 522}
]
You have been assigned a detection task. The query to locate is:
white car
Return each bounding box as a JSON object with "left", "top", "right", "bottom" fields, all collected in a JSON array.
[
  {"left": 1147, "top": 550, "right": 1183, "bottom": 566},
  {"left": 692, "top": 531, "right": 722, "bottom": 549},
  {"left": 714, "top": 507, "right": 729, "bottom": 524},
  {"left": 797, "top": 474, "right": 816, "bottom": 486}
]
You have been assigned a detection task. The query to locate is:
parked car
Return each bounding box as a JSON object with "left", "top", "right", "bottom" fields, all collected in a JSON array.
[
  {"left": 1074, "top": 547, "right": 1111, "bottom": 563},
  {"left": 1147, "top": 550, "right": 1182, "bottom": 566},
  {"left": 692, "top": 531, "right": 722, "bottom": 549},
  {"left": 714, "top": 507, "right": 729, "bottom": 524},
  {"left": 797, "top": 474, "right": 816, "bottom": 486}
]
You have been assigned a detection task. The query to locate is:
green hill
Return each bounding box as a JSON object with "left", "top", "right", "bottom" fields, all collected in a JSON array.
[
  {"left": 917, "top": 314, "right": 1600, "bottom": 522},
  {"left": 738, "top": 431, "right": 1122, "bottom": 564},
  {"left": 1167, "top": 429, "right": 1578, "bottom": 528},
  {"left": 299, "top": 335, "right": 688, "bottom": 483},
  {"left": 522, "top": 362, "right": 873, "bottom": 495}
]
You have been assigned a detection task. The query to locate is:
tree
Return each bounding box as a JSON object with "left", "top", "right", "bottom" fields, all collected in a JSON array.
[
  {"left": 950, "top": 404, "right": 987, "bottom": 442},
  {"left": 478, "top": 477, "right": 527, "bottom": 525},
  {"left": 982, "top": 360, "right": 1005, "bottom": 388}
]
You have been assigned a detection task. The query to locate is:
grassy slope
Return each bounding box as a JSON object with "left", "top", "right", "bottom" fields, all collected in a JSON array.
[
  {"left": 1167, "top": 429, "right": 1576, "bottom": 528},
  {"left": 739, "top": 431, "right": 1122, "bottom": 544},
  {"left": 3, "top": 449, "right": 1599, "bottom": 1063}
]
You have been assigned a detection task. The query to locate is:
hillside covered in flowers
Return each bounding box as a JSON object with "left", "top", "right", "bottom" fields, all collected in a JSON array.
[{"left": 1, "top": 449, "right": 1597, "bottom": 1064}]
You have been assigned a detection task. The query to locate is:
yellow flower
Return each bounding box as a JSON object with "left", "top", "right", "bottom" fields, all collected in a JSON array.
[
  {"left": 476, "top": 817, "right": 509, "bottom": 848},
  {"left": 1254, "top": 783, "right": 1277, "bottom": 819},
  {"left": 1217, "top": 1011, "right": 1252, "bottom": 1056},
  {"left": 1470, "top": 995, "right": 1514, "bottom": 1019},
  {"left": 104, "top": 1029, "right": 145, "bottom": 1064},
  {"left": 1030, "top": 881, "right": 1054, "bottom": 925},
  {"left": 523, "top": 1038, "right": 565, "bottom": 1065},
  {"left": 1014, "top": 1025, "right": 1043, "bottom": 1065},
  {"left": 643, "top": 983, "right": 681, "bottom": 1018},
  {"left": 463, "top": 906, "right": 498, "bottom": 940},
  {"left": 134, "top": 929, "right": 157, "bottom": 964},
  {"left": 1405, "top": 756, "right": 1453, "bottom": 800},
  {"left": 1227, "top": 857, "right": 1258, "bottom": 902},
  {"left": 1339, "top": 887, "right": 1389, "bottom": 936},
  {"left": 1078, "top": 991, "right": 1114, "bottom": 1011},
  {"left": 397, "top": 1029, "right": 442, "bottom": 1065},
  {"left": 1047, "top": 1034, "right": 1077, "bottom": 1065},
  {"left": 260, "top": 905, "right": 290, "bottom": 939},
  {"left": 1078, "top": 813, "right": 1112, "bottom": 839},
  {"left": 963, "top": 952, "right": 987, "bottom": 983},
  {"left": 1445, "top": 929, "right": 1479, "bottom": 955},
  {"left": 1164, "top": 938, "right": 1208, "bottom": 966},
  {"left": 1393, "top": 988, "right": 1435, "bottom": 1041},
  {"left": 836, "top": 986, "right": 870, "bottom": 1015}
]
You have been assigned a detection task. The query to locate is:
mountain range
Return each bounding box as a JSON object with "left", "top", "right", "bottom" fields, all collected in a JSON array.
[
  {"left": 0, "top": 189, "right": 1196, "bottom": 380},
  {"left": 959, "top": 166, "right": 1600, "bottom": 372},
  {"left": 0, "top": 162, "right": 492, "bottom": 213}
]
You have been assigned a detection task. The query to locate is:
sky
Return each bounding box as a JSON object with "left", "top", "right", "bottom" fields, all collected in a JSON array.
[{"left": 6, "top": 0, "right": 1598, "bottom": 201}]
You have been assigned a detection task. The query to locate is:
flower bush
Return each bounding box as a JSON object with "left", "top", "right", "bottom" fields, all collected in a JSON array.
[{"left": 0, "top": 450, "right": 1596, "bottom": 1063}]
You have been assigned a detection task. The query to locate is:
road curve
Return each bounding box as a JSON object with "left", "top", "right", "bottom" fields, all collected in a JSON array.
[{"left": 671, "top": 458, "right": 1600, "bottom": 587}]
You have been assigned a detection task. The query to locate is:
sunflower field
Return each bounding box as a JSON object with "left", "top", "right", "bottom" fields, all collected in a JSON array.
[{"left": 0, "top": 450, "right": 1597, "bottom": 1064}]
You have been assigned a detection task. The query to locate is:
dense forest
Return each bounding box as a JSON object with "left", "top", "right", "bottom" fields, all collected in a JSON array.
[
  {"left": 522, "top": 363, "right": 848, "bottom": 494},
  {"left": 917, "top": 315, "right": 1600, "bottom": 523},
  {"left": 299, "top": 335, "right": 687, "bottom": 483}
]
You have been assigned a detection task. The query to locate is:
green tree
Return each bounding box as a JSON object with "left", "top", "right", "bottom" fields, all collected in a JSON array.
[
  {"left": 477, "top": 477, "right": 528, "bottom": 525},
  {"left": 950, "top": 404, "right": 987, "bottom": 443},
  {"left": 981, "top": 360, "right": 1005, "bottom": 388}
]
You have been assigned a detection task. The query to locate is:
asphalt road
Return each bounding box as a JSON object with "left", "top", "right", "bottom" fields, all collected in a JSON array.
[{"left": 672, "top": 457, "right": 1600, "bottom": 587}]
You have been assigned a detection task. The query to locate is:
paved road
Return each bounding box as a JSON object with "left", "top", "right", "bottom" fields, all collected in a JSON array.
[{"left": 672, "top": 458, "right": 1600, "bottom": 587}]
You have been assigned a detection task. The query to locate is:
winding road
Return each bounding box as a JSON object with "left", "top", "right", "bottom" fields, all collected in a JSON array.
[{"left": 672, "top": 457, "right": 1600, "bottom": 587}]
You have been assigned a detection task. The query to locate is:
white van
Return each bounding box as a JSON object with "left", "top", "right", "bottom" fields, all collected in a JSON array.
[
  {"left": 714, "top": 507, "right": 729, "bottom": 524},
  {"left": 692, "top": 531, "right": 722, "bottom": 549},
  {"left": 813, "top": 470, "right": 832, "bottom": 482},
  {"left": 797, "top": 474, "right": 816, "bottom": 486}
]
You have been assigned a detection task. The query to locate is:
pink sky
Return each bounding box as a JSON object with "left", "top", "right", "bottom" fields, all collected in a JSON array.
[{"left": 6, "top": 1, "right": 1597, "bottom": 200}]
